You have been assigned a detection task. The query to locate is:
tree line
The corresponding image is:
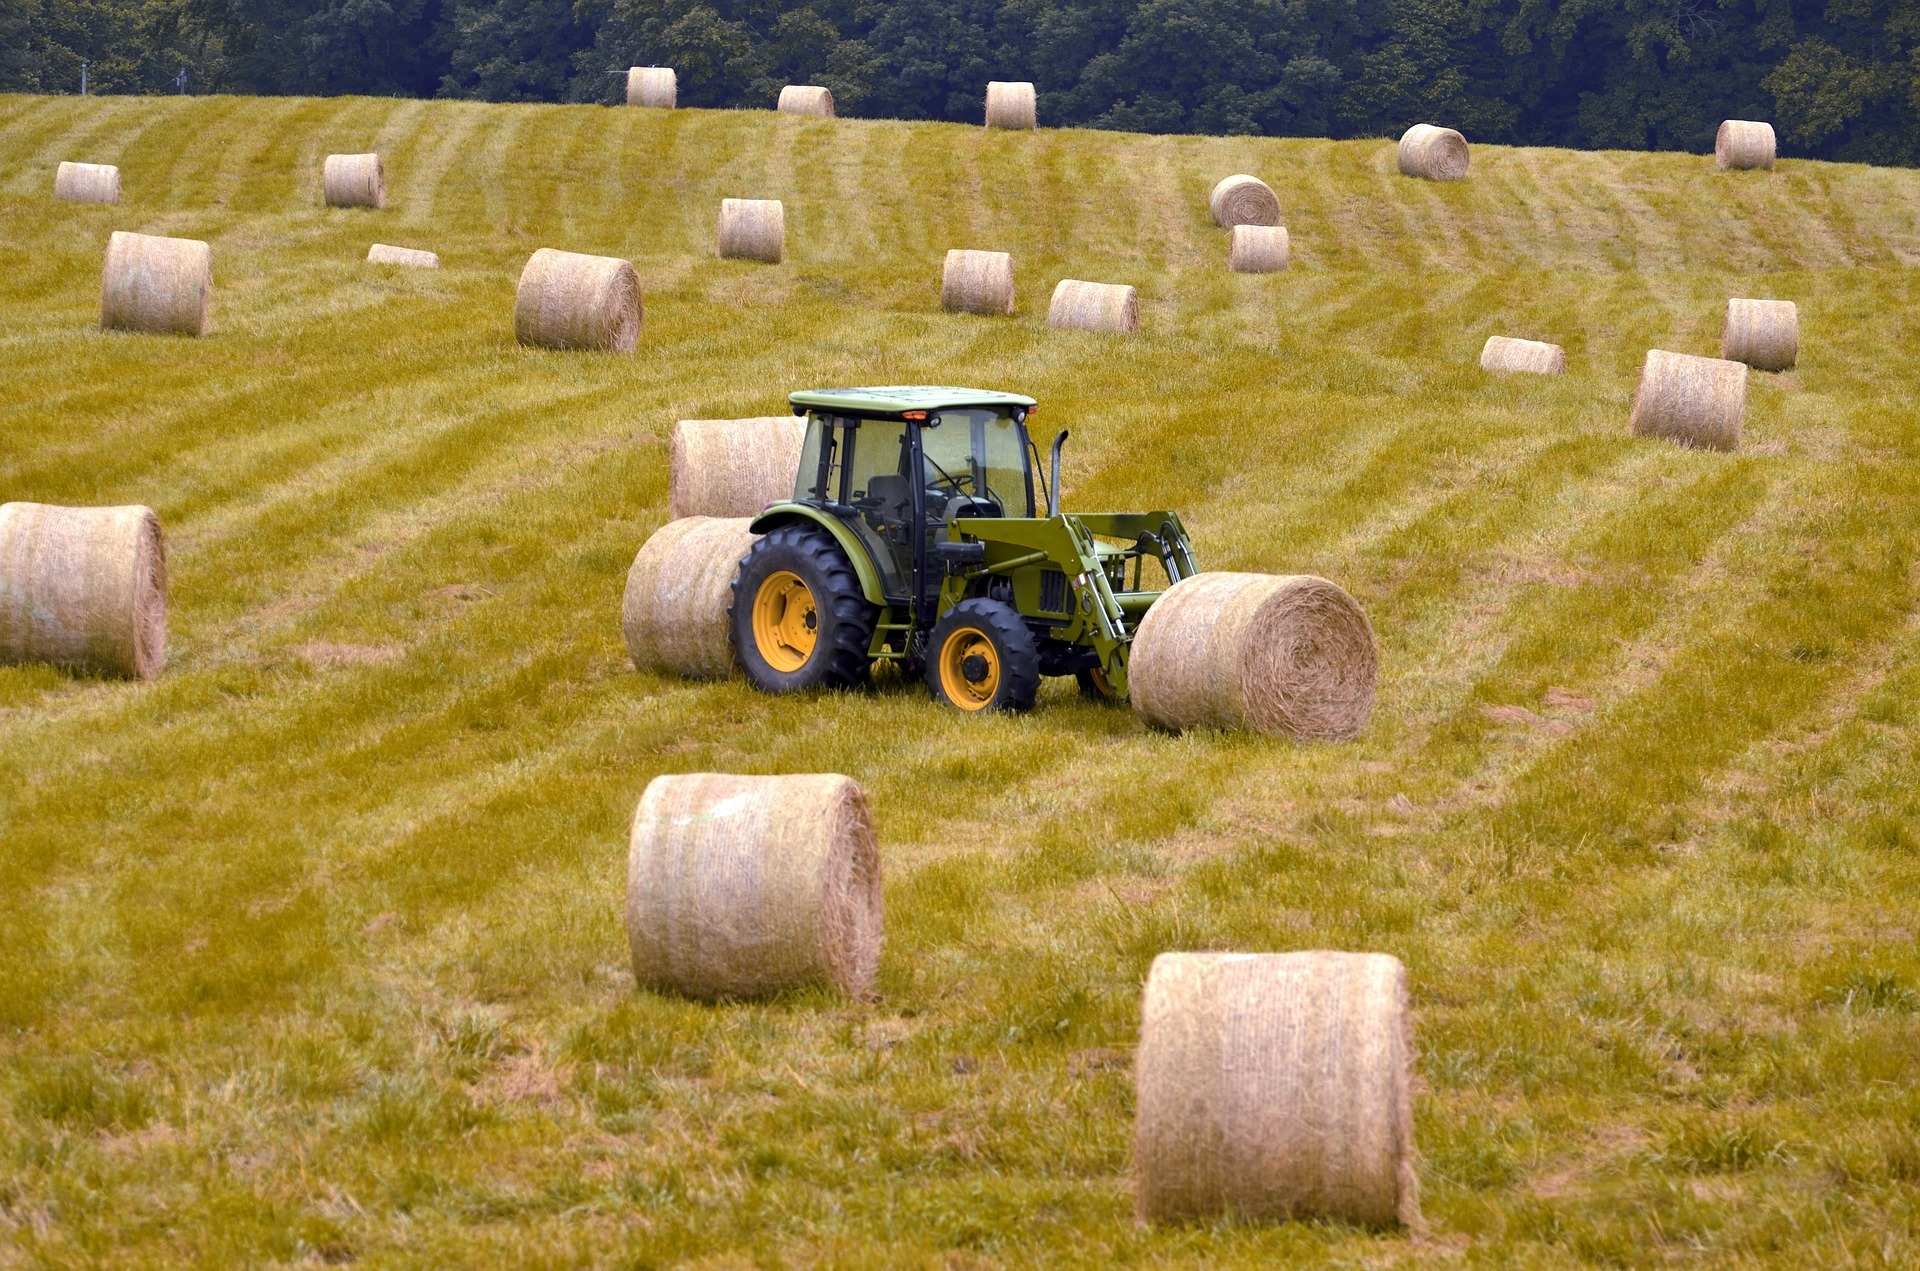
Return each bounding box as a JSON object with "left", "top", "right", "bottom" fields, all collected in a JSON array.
[{"left": 5, "top": 0, "right": 1918, "bottom": 165}]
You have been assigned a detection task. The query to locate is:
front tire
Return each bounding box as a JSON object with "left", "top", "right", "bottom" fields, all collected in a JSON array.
[
  {"left": 927, "top": 599, "right": 1040, "bottom": 713},
  {"left": 731, "top": 525, "right": 877, "bottom": 693}
]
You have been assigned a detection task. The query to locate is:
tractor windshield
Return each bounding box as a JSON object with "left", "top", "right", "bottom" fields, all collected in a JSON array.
[{"left": 921, "top": 409, "right": 1032, "bottom": 518}]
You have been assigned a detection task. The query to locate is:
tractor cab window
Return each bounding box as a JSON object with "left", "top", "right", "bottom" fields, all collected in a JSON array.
[
  {"left": 841, "top": 418, "right": 915, "bottom": 600},
  {"left": 920, "top": 409, "right": 1033, "bottom": 519}
]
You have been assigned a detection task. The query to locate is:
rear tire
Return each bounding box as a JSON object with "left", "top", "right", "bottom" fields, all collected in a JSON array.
[
  {"left": 927, "top": 599, "right": 1039, "bottom": 713},
  {"left": 731, "top": 524, "right": 877, "bottom": 693}
]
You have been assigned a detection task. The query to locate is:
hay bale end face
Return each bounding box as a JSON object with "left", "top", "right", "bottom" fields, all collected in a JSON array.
[
  {"left": 622, "top": 516, "right": 757, "bottom": 678},
  {"left": 55, "top": 162, "right": 120, "bottom": 205},
  {"left": 1721, "top": 298, "right": 1797, "bottom": 371},
  {"left": 1135, "top": 951, "right": 1419, "bottom": 1228},
  {"left": 669, "top": 417, "right": 808, "bottom": 520},
  {"left": 100, "top": 230, "right": 211, "bottom": 337},
  {"left": 1629, "top": 349, "right": 1747, "bottom": 452},
  {"left": 1716, "top": 120, "right": 1776, "bottom": 170},
  {"left": 985, "top": 81, "right": 1037, "bottom": 130},
  {"left": 1396, "top": 124, "right": 1470, "bottom": 180},
  {"left": 716, "top": 199, "right": 785, "bottom": 264},
  {"left": 1129, "top": 572, "right": 1378, "bottom": 740},
  {"left": 1228, "top": 225, "right": 1289, "bottom": 273},
  {"left": 322, "top": 153, "right": 385, "bottom": 209},
  {"left": 514, "top": 248, "right": 642, "bottom": 353},
  {"left": 1047, "top": 279, "right": 1139, "bottom": 334},
  {"left": 1480, "top": 336, "right": 1566, "bottom": 374},
  {"left": 367, "top": 243, "right": 439, "bottom": 269},
  {"left": 1209, "top": 174, "right": 1280, "bottom": 229},
  {"left": 626, "top": 772, "right": 882, "bottom": 1000},
  {"left": 0, "top": 502, "right": 168, "bottom": 681},
  {"left": 628, "top": 67, "right": 676, "bottom": 108},
  {"left": 941, "top": 249, "right": 1015, "bottom": 315},
  {"left": 777, "top": 85, "right": 834, "bottom": 117}
]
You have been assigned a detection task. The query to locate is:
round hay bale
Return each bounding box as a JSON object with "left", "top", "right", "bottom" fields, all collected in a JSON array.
[
  {"left": 985, "top": 81, "right": 1037, "bottom": 130},
  {"left": 1721, "top": 298, "right": 1797, "bottom": 372},
  {"left": 322, "top": 153, "right": 385, "bottom": 209},
  {"left": 626, "top": 772, "right": 881, "bottom": 1000},
  {"left": 514, "top": 248, "right": 642, "bottom": 353},
  {"left": 941, "top": 249, "right": 1015, "bottom": 315},
  {"left": 1629, "top": 349, "right": 1746, "bottom": 452},
  {"left": 54, "top": 161, "right": 120, "bottom": 205},
  {"left": 1715, "top": 120, "right": 1775, "bottom": 170},
  {"left": 367, "top": 243, "right": 439, "bottom": 269},
  {"left": 1129, "top": 572, "right": 1377, "bottom": 740},
  {"left": 0, "top": 502, "right": 167, "bottom": 681},
  {"left": 1228, "top": 225, "right": 1289, "bottom": 273},
  {"left": 1047, "top": 279, "right": 1139, "bottom": 334},
  {"left": 628, "top": 67, "right": 676, "bottom": 108},
  {"left": 777, "top": 85, "right": 834, "bottom": 117},
  {"left": 622, "top": 516, "right": 757, "bottom": 678},
  {"left": 1479, "top": 336, "right": 1566, "bottom": 375},
  {"left": 669, "top": 416, "right": 808, "bottom": 520},
  {"left": 716, "top": 198, "right": 785, "bottom": 264},
  {"left": 1135, "top": 951, "right": 1419, "bottom": 1228},
  {"left": 1209, "top": 174, "right": 1280, "bottom": 229},
  {"left": 1396, "top": 124, "right": 1470, "bottom": 180},
  {"left": 100, "top": 230, "right": 211, "bottom": 337}
]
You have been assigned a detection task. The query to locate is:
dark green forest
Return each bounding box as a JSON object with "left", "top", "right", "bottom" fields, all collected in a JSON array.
[{"left": 4, "top": 0, "right": 1919, "bottom": 164}]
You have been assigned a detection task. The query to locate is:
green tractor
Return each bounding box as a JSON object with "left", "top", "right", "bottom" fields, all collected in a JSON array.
[{"left": 732, "top": 387, "right": 1198, "bottom": 711}]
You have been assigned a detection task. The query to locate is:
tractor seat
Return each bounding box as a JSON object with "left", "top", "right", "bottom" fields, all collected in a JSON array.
[{"left": 862, "top": 474, "right": 913, "bottom": 531}]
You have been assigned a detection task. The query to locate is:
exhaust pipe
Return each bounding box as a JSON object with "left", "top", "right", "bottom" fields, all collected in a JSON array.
[{"left": 1049, "top": 429, "right": 1069, "bottom": 517}]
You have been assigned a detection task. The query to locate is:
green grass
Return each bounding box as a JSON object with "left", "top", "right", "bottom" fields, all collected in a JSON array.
[{"left": 2, "top": 91, "right": 1919, "bottom": 1266}]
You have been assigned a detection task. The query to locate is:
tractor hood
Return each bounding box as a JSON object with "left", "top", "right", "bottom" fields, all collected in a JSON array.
[{"left": 788, "top": 386, "right": 1038, "bottom": 417}]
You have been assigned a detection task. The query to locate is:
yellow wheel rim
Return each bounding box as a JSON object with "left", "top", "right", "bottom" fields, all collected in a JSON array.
[
  {"left": 1087, "top": 666, "right": 1118, "bottom": 698},
  {"left": 937, "top": 628, "right": 1001, "bottom": 711},
  {"left": 752, "top": 570, "right": 818, "bottom": 673}
]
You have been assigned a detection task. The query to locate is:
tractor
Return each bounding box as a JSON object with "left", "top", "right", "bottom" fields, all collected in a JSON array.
[{"left": 732, "top": 387, "right": 1198, "bottom": 711}]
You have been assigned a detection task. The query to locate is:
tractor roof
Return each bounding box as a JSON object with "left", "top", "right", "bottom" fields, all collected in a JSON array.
[{"left": 788, "top": 386, "right": 1038, "bottom": 417}]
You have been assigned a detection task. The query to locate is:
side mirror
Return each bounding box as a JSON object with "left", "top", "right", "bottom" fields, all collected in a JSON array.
[{"left": 1049, "top": 430, "right": 1070, "bottom": 517}]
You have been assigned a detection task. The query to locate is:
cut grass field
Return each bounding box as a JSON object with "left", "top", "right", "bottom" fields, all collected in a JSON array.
[{"left": 2, "top": 91, "right": 1918, "bottom": 1266}]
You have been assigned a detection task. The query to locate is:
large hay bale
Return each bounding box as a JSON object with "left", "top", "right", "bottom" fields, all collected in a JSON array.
[
  {"left": 622, "top": 516, "right": 757, "bottom": 678},
  {"left": 716, "top": 199, "right": 785, "bottom": 264},
  {"left": 322, "top": 153, "right": 385, "bottom": 209},
  {"left": 985, "top": 81, "right": 1037, "bottom": 130},
  {"left": 54, "top": 161, "right": 120, "bottom": 205},
  {"left": 626, "top": 772, "right": 881, "bottom": 1000},
  {"left": 1129, "top": 572, "right": 1377, "bottom": 740},
  {"left": 1135, "top": 951, "right": 1419, "bottom": 1228},
  {"left": 367, "top": 243, "right": 439, "bottom": 268},
  {"left": 1208, "top": 174, "right": 1280, "bottom": 229},
  {"left": 669, "top": 417, "right": 808, "bottom": 520},
  {"left": 941, "top": 249, "right": 1015, "bottom": 315},
  {"left": 1721, "top": 298, "right": 1797, "bottom": 371},
  {"left": 628, "top": 67, "right": 676, "bottom": 108},
  {"left": 778, "top": 85, "right": 834, "bottom": 117},
  {"left": 1396, "top": 124, "right": 1470, "bottom": 180},
  {"left": 1228, "top": 225, "right": 1289, "bottom": 273},
  {"left": 100, "top": 230, "right": 211, "bottom": 337},
  {"left": 1715, "top": 120, "right": 1775, "bottom": 170},
  {"left": 1629, "top": 349, "right": 1746, "bottom": 452},
  {"left": 1480, "top": 335, "right": 1566, "bottom": 375},
  {"left": 0, "top": 502, "right": 167, "bottom": 681},
  {"left": 514, "top": 248, "right": 642, "bottom": 353},
  {"left": 1048, "top": 279, "right": 1139, "bottom": 334}
]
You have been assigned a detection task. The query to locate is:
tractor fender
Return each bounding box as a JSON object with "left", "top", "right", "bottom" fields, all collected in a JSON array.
[{"left": 747, "top": 504, "right": 888, "bottom": 606}]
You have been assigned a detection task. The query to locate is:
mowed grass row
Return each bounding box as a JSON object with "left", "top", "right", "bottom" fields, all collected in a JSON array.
[{"left": 0, "top": 92, "right": 1917, "bottom": 1265}]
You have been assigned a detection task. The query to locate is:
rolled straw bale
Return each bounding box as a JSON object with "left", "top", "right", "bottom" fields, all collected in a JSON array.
[
  {"left": 1715, "top": 120, "right": 1775, "bottom": 171},
  {"left": 1479, "top": 336, "right": 1566, "bottom": 375},
  {"left": 1629, "top": 349, "right": 1747, "bottom": 452},
  {"left": 0, "top": 502, "right": 167, "bottom": 681},
  {"left": 628, "top": 67, "right": 676, "bottom": 108},
  {"left": 985, "top": 81, "right": 1037, "bottom": 130},
  {"left": 626, "top": 772, "right": 881, "bottom": 1000},
  {"left": 621, "top": 516, "right": 756, "bottom": 678},
  {"left": 668, "top": 417, "right": 808, "bottom": 519},
  {"left": 1048, "top": 279, "right": 1139, "bottom": 334},
  {"left": 941, "top": 249, "right": 1015, "bottom": 315},
  {"left": 1396, "top": 124, "right": 1470, "bottom": 180},
  {"left": 1721, "top": 298, "right": 1797, "bottom": 371},
  {"left": 322, "top": 153, "right": 385, "bottom": 209},
  {"left": 777, "top": 85, "right": 834, "bottom": 117},
  {"left": 514, "top": 248, "right": 642, "bottom": 353},
  {"left": 1129, "top": 572, "right": 1377, "bottom": 740},
  {"left": 367, "top": 243, "right": 439, "bottom": 269},
  {"left": 716, "top": 198, "right": 785, "bottom": 264},
  {"left": 54, "top": 161, "right": 120, "bottom": 205},
  {"left": 99, "top": 230, "right": 211, "bottom": 337},
  {"left": 1209, "top": 174, "right": 1280, "bottom": 229},
  {"left": 1135, "top": 951, "right": 1419, "bottom": 1228},
  {"left": 1228, "top": 225, "right": 1289, "bottom": 273}
]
